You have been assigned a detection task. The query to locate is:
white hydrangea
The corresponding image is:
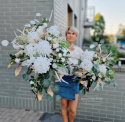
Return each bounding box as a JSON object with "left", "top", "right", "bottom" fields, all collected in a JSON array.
[
  {"left": 33, "top": 56, "right": 51, "bottom": 74},
  {"left": 80, "top": 59, "right": 93, "bottom": 72},
  {"left": 58, "top": 53, "right": 62, "bottom": 58},
  {"left": 81, "top": 49, "right": 95, "bottom": 60},
  {"left": 98, "top": 64, "right": 107, "bottom": 74},
  {"left": 61, "top": 58, "right": 65, "bottom": 62},
  {"left": 68, "top": 58, "right": 78, "bottom": 65},
  {"left": 27, "top": 32, "right": 39, "bottom": 43},
  {"left": 36, "top": 40, "right": 52, "bottom": 56},
  {"left": 22, "top": 57, "right": 35, "bottom": 67},
  {"left": 24, "top": 43, "right": 37, "bottom": 57},
  {"left": 47, "top": 26, "right": 60, "bottom": 37}
]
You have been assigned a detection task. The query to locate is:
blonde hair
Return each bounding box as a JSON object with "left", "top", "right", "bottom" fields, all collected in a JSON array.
[{"left": 65, "top": 26, "right": 79, "bottom": 36}]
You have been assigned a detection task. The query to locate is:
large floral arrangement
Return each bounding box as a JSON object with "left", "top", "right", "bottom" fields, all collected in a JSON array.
[
  {"left": 68, "top": 37, "right": 119, "bottom": 95},
  {"left": 1, "top": 13, "right": 119, "bottom": 101},
  {"left": 2, "top": 12, "right": 70, "bottom": 101}
]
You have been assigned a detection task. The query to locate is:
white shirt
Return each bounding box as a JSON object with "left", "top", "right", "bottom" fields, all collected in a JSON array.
[{"left": 57, "top": 46, "right": 84, "bottom": 75}]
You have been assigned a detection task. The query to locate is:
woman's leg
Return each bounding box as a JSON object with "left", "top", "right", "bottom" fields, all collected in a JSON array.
[
  {"left": 68, "top": 94, "right": 79, "bottom": 122},
  {"left": 61, "top": 98, "right": 69, "bottom": 122}
]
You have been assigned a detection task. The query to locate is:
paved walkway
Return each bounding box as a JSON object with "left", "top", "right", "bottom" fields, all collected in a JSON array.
[{"left": 0, "top": 108, "right": 63, "bottom": 122}]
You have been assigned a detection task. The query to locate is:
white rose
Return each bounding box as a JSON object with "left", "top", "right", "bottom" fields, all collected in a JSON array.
[
  {"left": 30, "top": 20, "right": 36, "bottom": 25},
  {"left": 56, "top": 48, "right": 59, "bottom": 52},
  {"left": 15, "top": 58, "right": 20, "bottom": 63},
  {"left": 25, "top": 24, "right": 31, "bottom": 28},
  {"left": 52, "top": 63, "right": 58, "bottom": 69},
  {"left": 36, "top": 13, "right": 41, "bottom": 17},
  {"left": 61, "top": 58, "right": 65, "bottom": 62},
  {"left": 53, "top": 43, "right": 59, "bottom": 49},
  {"left": 43, "top": 23, "right": 47, "bottom": 27},
  {"left": 58, "top": 53, "right": 62, "bottom": 58},
  {"left": 47, "top": 37, "right": 52, "bottom": 41},
  {"left": 30, "top": 81, "right": 34, "bottom": 85},
  {"left": 90, "top": 44, "right": 95, "bottom": 49},
  {"left": 1, "top": 40, "right": 9, "bottom": 46}
]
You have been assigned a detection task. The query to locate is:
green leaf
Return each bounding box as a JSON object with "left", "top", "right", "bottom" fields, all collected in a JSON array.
[
  {"left": 56, "top": 95, "right": 61, "bottom": 101},
  {"left": 111, "top": 60, "right": 116, "bottom": 65},
  {"left": 65, "top": 67, "right": 70, "bottom": 74},
  {"left": 40, "top": 89, "right": 46, "bottom": 95},
  {"left": 113, "top": 83, "right": 118, "bottom": 87},
  {"left": 25, "top": 75, "right": 29, "bottom": 81},
  {"left": 53, "top": 85, "right": 60, "bottom": 93},
  {"left": 100, "top": 39, "right": 105, "bottom": 44},
  {"left": 44, "top": 72, "right": 50, "bottom": 79},
  {"left": 43, "top": 80, "right": 50, "bottom": 87},
  {"left": 51, "top": 75, "right": 55, "bottom": 82},
  {"left": 114, "top": 58, "right": 119, "bottom": 61},
  {"left": 24, "top": 53, "right": 27, "bottom": 58},
  {"left": 111, "top": 45, "right": 115, "bottom": 51},
  {"left": 93, "top": 42, "right": 98, "bottom": 46},
  {"left": 82, "top": 89, "right": 86, "bottom": 95},
  {"left": 101, "top": 45, "right": 106, "bottom": 49},
  {"left": 34, "top": 54, "right": 40, "bottom": 58},
  {"left": 95, "top": 37, "right": 100, "bottom": 41},
  {"left": 22, "top": 74, "right": 27, "bottom": 79},
  {"left": 55, "top": 63, "right": 65, "bottom": 68},
  {"left": 104, "top": 49, "right": 108, "bottom": 54},
  {"left": 46, "top": 94, "right": 53, "bottom": 101}
]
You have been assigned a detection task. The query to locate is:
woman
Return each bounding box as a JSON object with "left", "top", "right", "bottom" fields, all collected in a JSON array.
[{"left": 55, "top": 26, "right": 84, "bottom": 122}]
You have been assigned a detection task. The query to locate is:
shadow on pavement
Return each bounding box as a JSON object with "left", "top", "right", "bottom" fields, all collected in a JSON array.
[{"left": 39, "top": 112, "right": 63, "bottom": 122}]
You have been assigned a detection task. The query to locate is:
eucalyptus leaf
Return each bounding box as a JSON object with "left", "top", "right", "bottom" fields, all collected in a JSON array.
[
  {"left": 53, "top": 85, "right": 60, "bottom": 93},
  {"left": 82, "top": 89, "right": 86, "bottom": 95},
  {"left": 56, "top": 95, "right": 61, "bottom": 101},
  {"left": 43, "top": 80, "right": 50, "bottom": 87},
  {"left": 46, "top": 94, "right": 53, "bottom": 101},
  {"left": 51, "top": 75, "right": 55, "bottom": 82}
]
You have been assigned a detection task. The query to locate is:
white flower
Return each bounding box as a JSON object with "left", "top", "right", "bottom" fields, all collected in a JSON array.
[
  {"left": 36, "top": 40, "right": 52, "bottom": 56},
  {"left": 81, "top": 49, "right": 95, "bottom": 60},
  {"left": 47, "top": 37, "right": 52, "bottom": 41},
  {"left": 102, "top": 58, "right": 106, "bottom": 62},
  {"left": 26, "top": 57, "right": 35, "bottom": 66},
  {"left": 30, "top": 20, "right": 36, "bottom": 25},
  {"left": 80, "top": 59, "right": 93, "bottom": 72},
  {"left": 56, "top": 48, "right": 59, "bottom": 52},
  {"left": 36, "top": 13, "right": 41, "bottom": 17},
  {"left": 33, "top": 56, "right": 51, "bottom": 74},
  {"left": 25, "top": 24, "right": 31, "bottom": 28},
  {"left": 62, "top": 48, "right": 68, "bottom": 53},
  {"left": 47, "top": 26, "right": 60, "bottom": 37},
  {"left": 43, "top": 23, "right": 47, "bottom": 27},
  {"left": 37, "top": 26, "right": 44, "bottom": 37},
  {"left": 90, "top": 44, "right": 95, "bottom": 49},
  {"left": 49, "top": 58, "right": 53, "bottom": 62},
  {"left": 27, "top": 32, "right": 39, "bottom": 43},
  {"left": 58, "top": 53, "right": 62, "bottom": 58},
  {"left": 30, "top": 81, "right": 34, "bottom": 85},
  {"left": 15, "top": 58, "right": 20, "bottom": 63},
  {"left": 53, "top": 43, "right": 59, "bottom": 48},
  {"left": 52, "top": 63, "right": 58, "bottom": 69},
  {"left": 11, "top": 40, "right": 24, "bottom": 50},
  {"left": 34, "top": 19, "right": 39, "bottom": 23},
  {"left": 61, "top": 58, "right": 65, "bottom": 62},
  {"left": 24, "top": 43, "right": 37, "bottom": 57},
  {"left": 1, "top": 40, "right": 9, "bottom": 46},
  {"left": 98, "top": 64, "right": 106, "bottom": 74},
  {"left": 98, "top": 73, "right": 102, "bottom": 78},
  {"left": 63, "top": 52, "right": 67, "bottom": 56},
  {"left": 53, "top": 59, "right": 56, "bottom": 62},
  {"left": 68, "top": 58, "right": 78, "bottom": 65},
  {"left": 92, "top": 75, "right": 96, "bottom": 80}
]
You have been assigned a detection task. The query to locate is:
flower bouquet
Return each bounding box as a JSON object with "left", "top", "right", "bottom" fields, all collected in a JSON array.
[
  {"left": 69, "top": 37, "right": 119, "bottom": 95},
  {"left": 4, "top": 13, "right": 71, "bottom": 101}
]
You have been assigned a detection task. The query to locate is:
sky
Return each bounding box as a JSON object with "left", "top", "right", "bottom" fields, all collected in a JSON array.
[{"left": 88, "top": 0, "right": 125, "bottom": 35}]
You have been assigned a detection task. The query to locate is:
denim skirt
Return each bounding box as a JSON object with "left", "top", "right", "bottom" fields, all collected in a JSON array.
[{"left": 55, "top": 75, "right": 82, "bottom": 100}]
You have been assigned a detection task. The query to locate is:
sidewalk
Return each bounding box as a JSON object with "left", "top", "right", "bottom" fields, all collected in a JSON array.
[{"left": 0, "top": 108, "right": 63, "bottom": 122}]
